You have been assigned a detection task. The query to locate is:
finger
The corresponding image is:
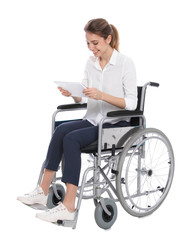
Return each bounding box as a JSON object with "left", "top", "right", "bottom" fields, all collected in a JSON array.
[
  {"left": 63, "top": 91, "right": 70, "bottom": 95},
  {"left": 61, "top": 89, "right": 71, "bottom": 96},
  {"left": 58, "top": 87, "right": 67, "bottom": 93},
  {"left": 61, "top": 89, "right": 68, "bottom": 93},
  {"left": 84, "top": 89, "right": 95, "bottom": 95},
  {"left": 84, "top": 91, "right": 93, "bottom": 97}
]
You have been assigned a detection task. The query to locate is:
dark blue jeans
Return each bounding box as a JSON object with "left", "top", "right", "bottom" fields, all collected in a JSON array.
[{"left": 44, "top": 119, "right": 130, "bottom": 186}]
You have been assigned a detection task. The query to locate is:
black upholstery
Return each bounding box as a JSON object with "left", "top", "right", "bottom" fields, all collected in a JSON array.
[
  {"left": 131, "top": 86, "right": 143, "bottom": 126},
  {"left": 57, "top": 103, "right": 87, "bottom": 110}
]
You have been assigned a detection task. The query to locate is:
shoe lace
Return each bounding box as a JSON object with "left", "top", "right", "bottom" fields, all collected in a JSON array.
[
  {"left": 26, "top": 187, "right": 43, "bottom": 198},
  {"left": 47, "top": 203, "right": 65, "bottom": 214}
]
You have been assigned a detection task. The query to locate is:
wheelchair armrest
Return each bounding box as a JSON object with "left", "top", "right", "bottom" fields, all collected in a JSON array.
[
  {"left": 57, "top": 103, "right": 87, "bottom": 110},
  {"left": 107, "top": 110, "right": 143, "bottom": 117}
]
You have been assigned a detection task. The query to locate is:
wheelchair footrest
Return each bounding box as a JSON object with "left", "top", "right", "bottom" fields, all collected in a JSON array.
[{"left": 57, "top": 220, "right": 76, "bottom": 228}]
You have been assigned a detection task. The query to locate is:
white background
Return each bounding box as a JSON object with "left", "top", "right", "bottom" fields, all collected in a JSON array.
[{"left": 0, "top": 0, "right": 186, "bottom": 239}]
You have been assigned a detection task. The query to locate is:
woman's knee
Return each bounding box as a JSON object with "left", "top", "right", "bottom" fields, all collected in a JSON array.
[
  {"left": 63, "top": 132, "right": 79, "bottom": 148},
  {"left": 53, "top": 124, "right": 68, "bottom": 138},
  {"left": 63, "top": 128, "right": 97, "bottom": 150}
]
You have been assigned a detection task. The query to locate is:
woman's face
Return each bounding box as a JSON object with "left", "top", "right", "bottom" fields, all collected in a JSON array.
[{"left": 86, "top": 32, "right": 112, "bottom": 58}]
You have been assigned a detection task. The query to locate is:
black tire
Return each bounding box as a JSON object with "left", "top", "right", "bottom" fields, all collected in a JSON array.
[{"left": 94, "top": 198, "right": 117, "bottom": 229}]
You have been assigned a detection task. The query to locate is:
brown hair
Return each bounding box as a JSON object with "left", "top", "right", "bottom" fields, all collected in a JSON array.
[{"left": 84, "top": 18, "right": 119, "bottom": 51}]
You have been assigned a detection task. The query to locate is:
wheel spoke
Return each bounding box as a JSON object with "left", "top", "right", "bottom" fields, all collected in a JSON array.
[{"left": 116, "top": 128, "right": 174, "bottom": 217}]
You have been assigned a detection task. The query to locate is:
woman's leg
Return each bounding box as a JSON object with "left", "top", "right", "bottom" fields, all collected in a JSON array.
[
  {"left": 44, "top": 120, "right": 93, "bottom": 172},
  {"left": 63, "top": 183, "right": 78, "bottom": 212},
  {"left": 40, "top": 169, "right": 55, "bottom": 195},
  {"left": 41, "top": 120, "right": 93, "bottom": 194},
  {"left": 61, "top": 125, "right": 98, "bottom": 186},
  {"left": 40, "top": 171, "right": 77, "bottom": 212},
  {"left": 60, "top": 125, "right": 98, "bottom": 211},
  {"left": 38, "top": 122, "right": 97, "bottom": 214}
]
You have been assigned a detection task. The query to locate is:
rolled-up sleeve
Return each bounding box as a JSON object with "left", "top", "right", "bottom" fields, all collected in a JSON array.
[{"left": 122, "top": 58, "right": 137, "bottom": 110}]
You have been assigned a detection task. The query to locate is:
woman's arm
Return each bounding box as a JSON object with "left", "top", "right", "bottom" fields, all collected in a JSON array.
[
  {"left": 83, "top": 88, "right": 126, "bottom": 109},
  {"left": 101, "top": 92, "right": 125, "bottom": 109}
]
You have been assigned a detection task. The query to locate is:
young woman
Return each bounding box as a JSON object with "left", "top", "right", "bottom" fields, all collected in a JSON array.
[{"left": 17, "top": 18, "right": 137, "bottom": 223}]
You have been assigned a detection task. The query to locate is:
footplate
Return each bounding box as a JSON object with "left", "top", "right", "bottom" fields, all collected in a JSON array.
[{"left": 57, "top": 220, "right": 77, "bottom": 228}]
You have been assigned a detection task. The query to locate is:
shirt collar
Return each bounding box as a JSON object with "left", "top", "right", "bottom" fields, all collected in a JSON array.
[
  {"left": 94, "top": 49, "right": 118, "bottom": 70},
  {"left": 108, "top": 48, "right": 118, "bottom": 65}
]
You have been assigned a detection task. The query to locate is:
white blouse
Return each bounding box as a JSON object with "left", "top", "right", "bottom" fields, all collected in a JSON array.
[{"left": 81, "top": 49, "right": 137, "bottom": 126}]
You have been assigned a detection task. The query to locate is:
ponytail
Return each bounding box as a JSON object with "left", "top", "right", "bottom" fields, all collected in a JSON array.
[{"left": 110, "top": 24, "right": 119, "bottom": 52}]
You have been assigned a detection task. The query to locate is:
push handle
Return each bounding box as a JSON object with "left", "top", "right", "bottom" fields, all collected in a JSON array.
[{"left": 149, "top": 82, "right": 159, "bottom": 87}]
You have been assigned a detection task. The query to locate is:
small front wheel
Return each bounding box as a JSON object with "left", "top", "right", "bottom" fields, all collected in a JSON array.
[
  {"left": 46, "top": 184, "right": 65, "bottom": 209},
  {"left": 94, "top": 198, "right": 117, "bottom": 229}
]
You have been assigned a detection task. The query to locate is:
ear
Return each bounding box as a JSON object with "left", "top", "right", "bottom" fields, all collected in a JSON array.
[{"left": 106, "top": 35, "right": 112, "bottom": 44}]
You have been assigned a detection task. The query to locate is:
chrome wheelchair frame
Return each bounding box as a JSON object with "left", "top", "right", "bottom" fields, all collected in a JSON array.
[{"left": 37, "top": 82, "right": 175, "bottom": 229}]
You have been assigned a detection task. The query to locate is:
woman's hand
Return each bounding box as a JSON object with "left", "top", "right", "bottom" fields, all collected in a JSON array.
[
  {"left": 58, "top": 87, "right": 71, "bottom": 97},
  {"left": 83, "top": 88, "right": 103, "bottom": 100},
  {"left": 58, "top": 87, "right": 82, "bottom": 103}
]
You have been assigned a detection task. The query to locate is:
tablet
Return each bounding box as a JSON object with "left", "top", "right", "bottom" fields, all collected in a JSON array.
[{"left": 54, "top": 81, "right": 87, "bottom": 97}]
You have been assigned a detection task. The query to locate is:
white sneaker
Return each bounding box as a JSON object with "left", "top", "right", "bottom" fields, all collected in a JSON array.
[
  {"left": 36, "top": 203, "right": 75, "bottom": 223},
  {"left": 17, "top": 186, "right": 48, "bottom": 205}
]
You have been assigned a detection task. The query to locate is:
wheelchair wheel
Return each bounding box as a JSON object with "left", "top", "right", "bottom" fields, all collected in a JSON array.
[
  {"left": 94, "top": 198, "right": 117, "bottom": 229},
  {"left": 46, "top": 184, "right": 65, "bottom": 209},
  {"left": 116, "top": 128, "right": 174, "bottom": 217}
]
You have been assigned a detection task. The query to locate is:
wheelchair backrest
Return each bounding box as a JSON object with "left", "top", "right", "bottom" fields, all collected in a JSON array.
[
  {"left": 101, "top": 85, "right": 148, "bottom": 149},
  {"left": 131, "top": 86, "right": 145, "bottom": 126},
  {"left": 136, "top": 87, "right": 143, "bottom": 111}
]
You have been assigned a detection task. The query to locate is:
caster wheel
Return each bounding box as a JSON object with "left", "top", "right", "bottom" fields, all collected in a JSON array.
[
  {"left": 46, "top": 184, "right": 65, "bottom": 209},
  {"left": 94, "top": 198, "right": 117, "bottom": 229},
  {"left": 93, "top": 199, "right": 98, "bottom": 206}
]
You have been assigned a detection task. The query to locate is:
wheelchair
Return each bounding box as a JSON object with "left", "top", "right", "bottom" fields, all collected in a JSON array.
[{"left": 37, "top": 82, "right": 174, "bottom": 229}]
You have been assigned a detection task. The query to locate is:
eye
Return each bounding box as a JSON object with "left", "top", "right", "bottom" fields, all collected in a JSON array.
[{"left": 93, "top": 42, "right": 98, "bottom": 45}]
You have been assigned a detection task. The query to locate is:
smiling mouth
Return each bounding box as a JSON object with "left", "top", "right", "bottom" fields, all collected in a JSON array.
[{"left": 93, "top": 50, "right": 99, "bottom": 55}]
